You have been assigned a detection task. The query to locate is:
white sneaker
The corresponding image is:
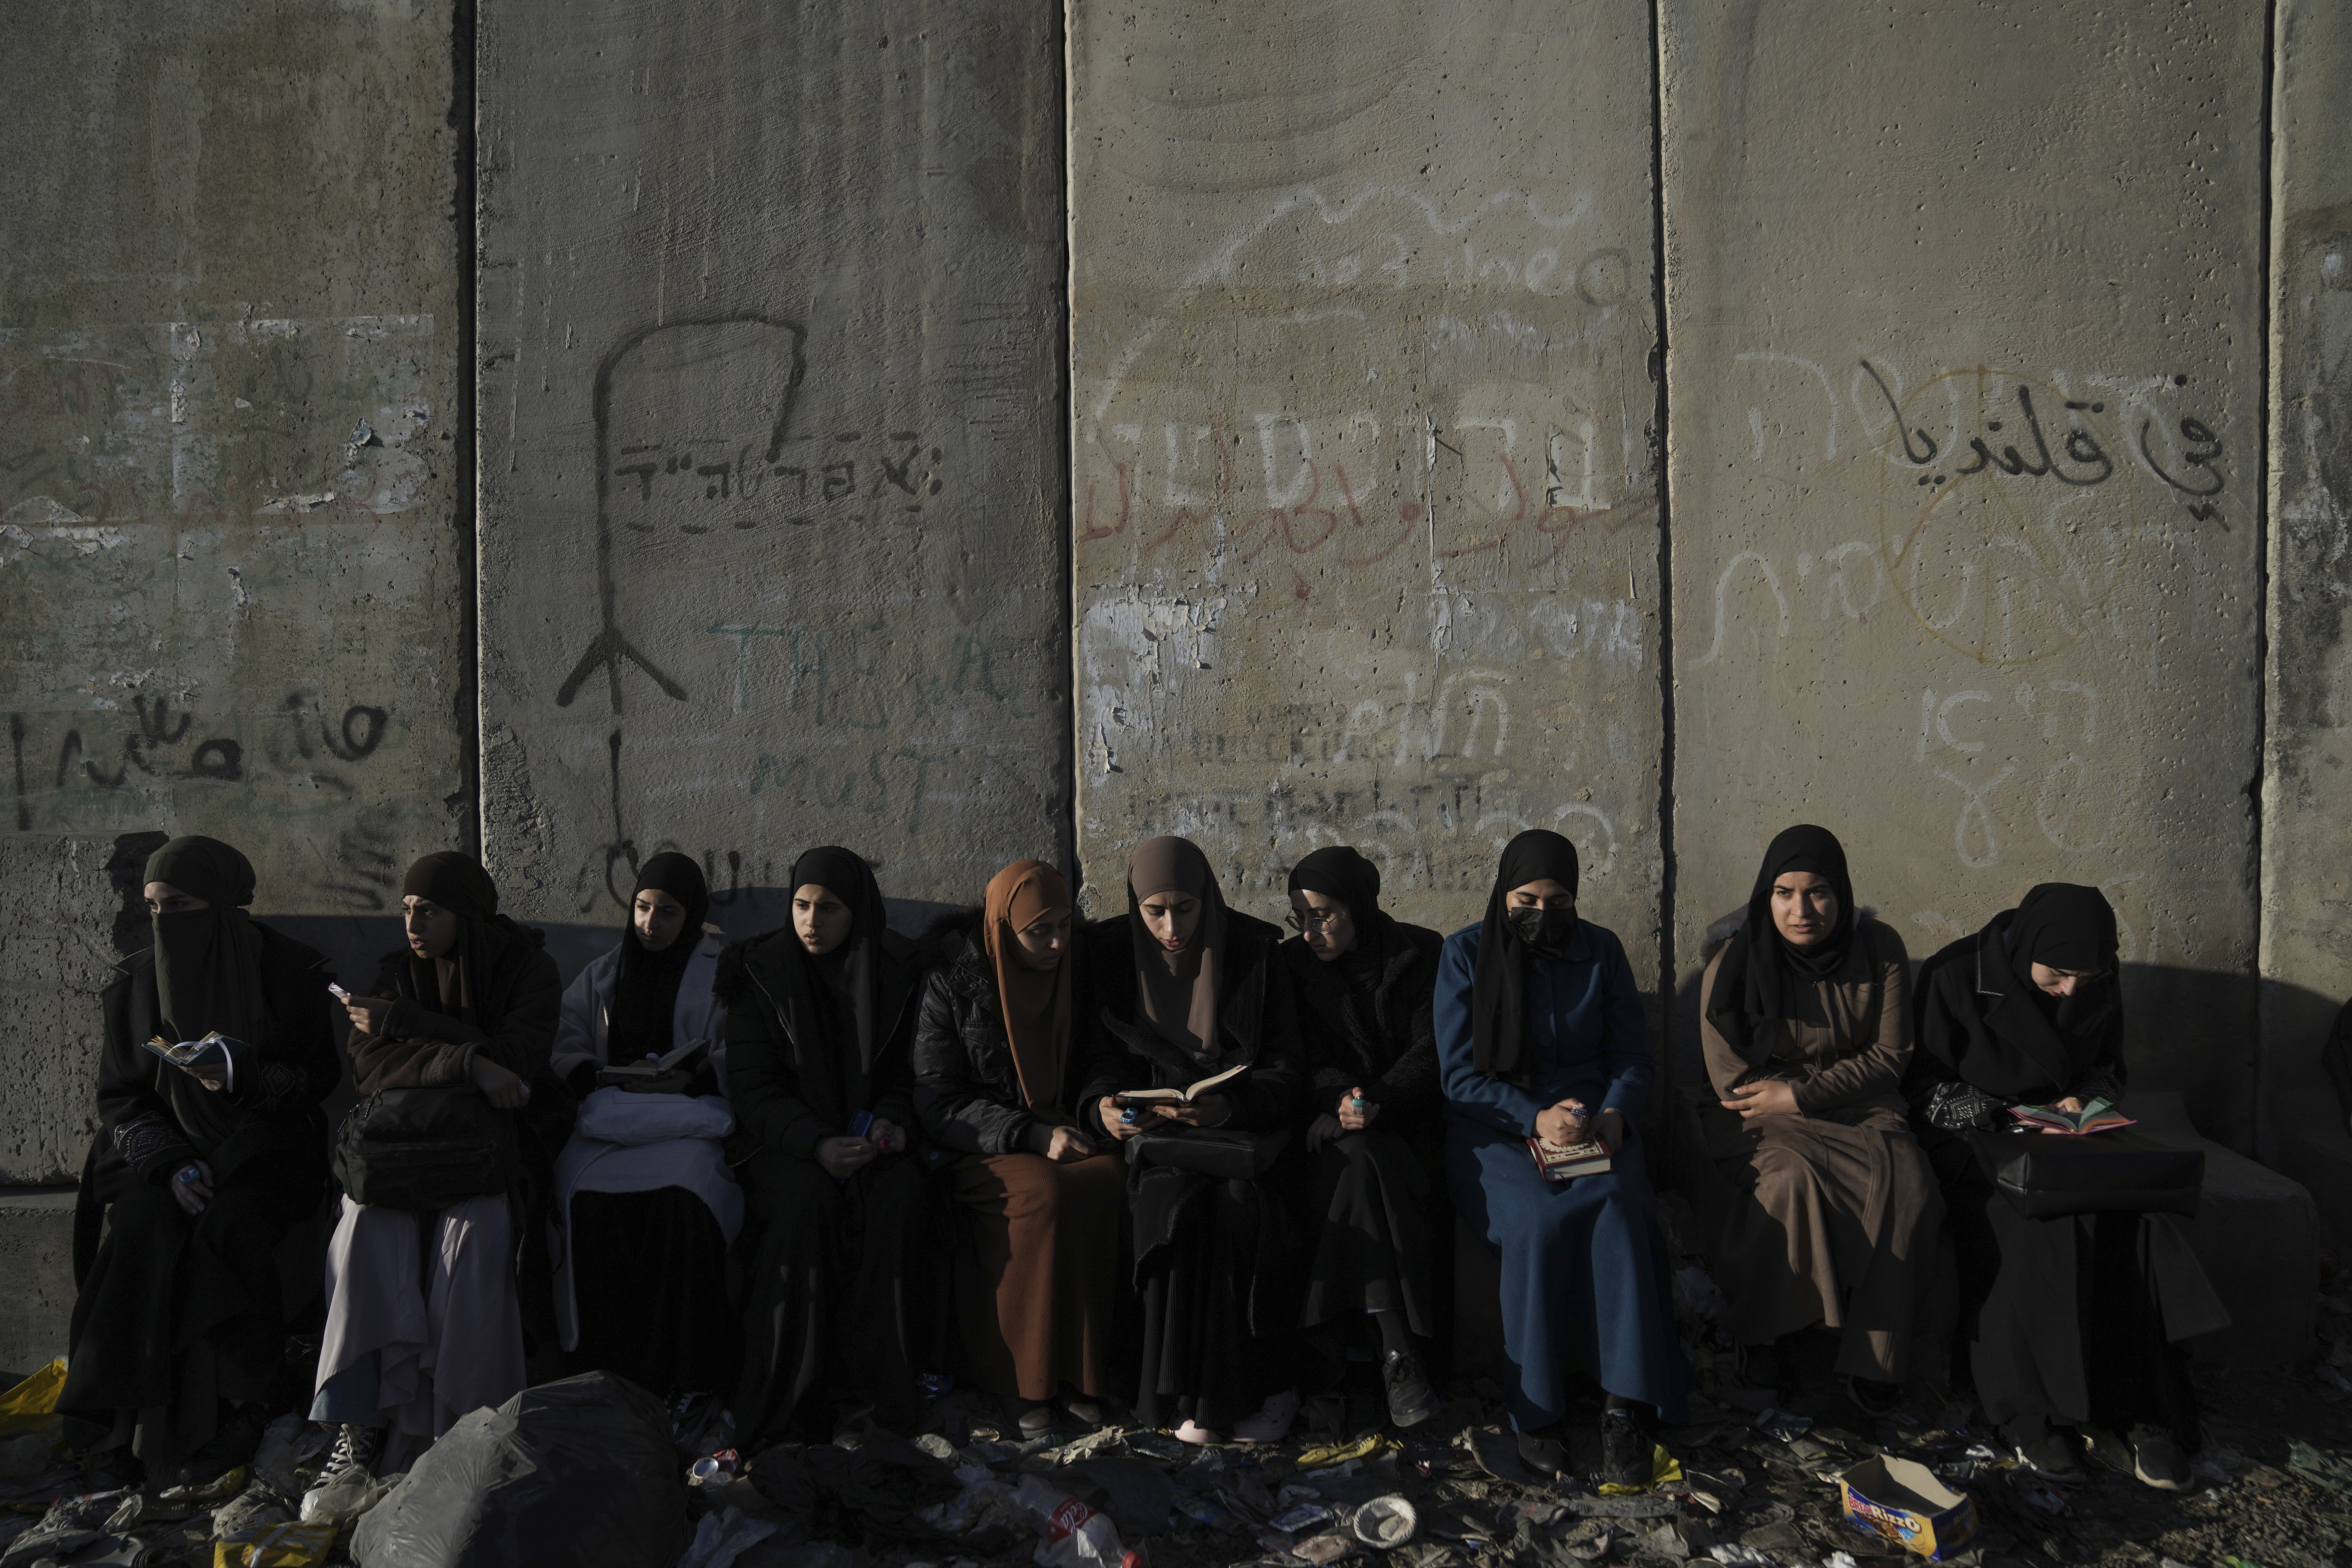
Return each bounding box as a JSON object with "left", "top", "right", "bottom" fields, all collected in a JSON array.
[{"left": 300, "top": 1424, "right": 391, "bottom": 1525}]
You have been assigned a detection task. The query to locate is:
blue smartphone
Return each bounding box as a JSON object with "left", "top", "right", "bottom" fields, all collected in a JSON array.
[{"left": 847, "top": 1109, "right": 876, "bottom": 1140}]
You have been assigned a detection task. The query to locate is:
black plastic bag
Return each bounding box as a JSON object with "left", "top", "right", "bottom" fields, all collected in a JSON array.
[{"left": 352, "top": 1372, "right": 685, "bottom": 1568}]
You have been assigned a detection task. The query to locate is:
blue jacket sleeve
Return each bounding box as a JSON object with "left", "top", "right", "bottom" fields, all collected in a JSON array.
[
  {"left": 1435, "top": 926, "right": 1545, "bottom": 1136},
  {"left": 1595, "top": 928, "right": 1652, "bottom": 1119}
]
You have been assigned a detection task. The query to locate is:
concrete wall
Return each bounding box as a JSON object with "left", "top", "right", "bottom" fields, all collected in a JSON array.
[
  {"left": 474, "top": 0, "right": 1070, "bottom": 951},
  {"left": 1069, "top": 0, "right": 1667, "bottom": 962},
  {"left": 1660, "top": 0, "right": 2270, "bottom": 1137},
  {"left": 0, "top": 0, "right": 466, "bottom": 1182}
]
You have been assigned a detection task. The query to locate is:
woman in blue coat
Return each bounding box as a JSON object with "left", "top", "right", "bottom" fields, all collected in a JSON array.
[{"left": 1437, "top": 829, "right": 1686, "bottom": 1483}]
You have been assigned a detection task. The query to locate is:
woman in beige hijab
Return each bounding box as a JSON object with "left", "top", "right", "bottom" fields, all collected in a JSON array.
[{"left": 1074, "top": 837, "right": 1310, "bottom": 1444}]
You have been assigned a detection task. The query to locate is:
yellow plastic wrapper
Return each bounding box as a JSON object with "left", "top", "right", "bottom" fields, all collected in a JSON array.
[
  {"left": 1597, "top": 1444, "right": 1683, "bottom": 1497},
  {"left": 0, "top": 1361, "right": 65, "bottom": 1435},
  {"left": 215, "top": 1521, "right": 338, "bottom": 1567},
  {"left": 1294, "top": 1434, "right": 1400, "bottom": 1470}
]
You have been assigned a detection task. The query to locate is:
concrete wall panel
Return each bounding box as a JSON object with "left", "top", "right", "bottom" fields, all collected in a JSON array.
[
  {"left": 476, "top": 0, "right": 1069, "bottom": 936},
  {"left": 1661, "top": 0, "right": 2269, "bottom": 1139},
  {"left": 1070, "top": 0, "right": 1666, "bottom": 959},
  {"left": 0, "top": 2, "right": 464, "bottom": 1178},
  {"left": 2262, "top": 0, "right": 2352, "bottom": 1235}
]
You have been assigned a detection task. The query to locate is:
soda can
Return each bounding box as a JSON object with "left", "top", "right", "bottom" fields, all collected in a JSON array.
[{"left": 712, "top": 1448, "right": 743, "bottom": 1474}]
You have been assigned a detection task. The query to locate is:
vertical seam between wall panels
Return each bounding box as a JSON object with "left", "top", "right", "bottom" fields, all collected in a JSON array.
[
  {"left": 453, "top": 0, "right": 482, "bottom": 857},
  {"left": 1062, "top": 0, "right": 1083, "bottom": 901},
  {"left": 2252, "top": 0, "right": 2280, "bottom": 1155},
  {"left": 1648, "top": 0, "right": 1678, "bottom": 1075}
]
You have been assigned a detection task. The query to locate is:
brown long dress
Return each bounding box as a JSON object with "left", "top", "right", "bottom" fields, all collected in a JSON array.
[{"left": 1695, "top": 917, "right": 1942, "bottom": 1380}]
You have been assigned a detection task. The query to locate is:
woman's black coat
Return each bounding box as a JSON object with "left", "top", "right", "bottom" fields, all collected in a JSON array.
[
  {"left": 1071, "top": 909, "right": 1305, "bottom": 1139},
  {"left": 911, "top": 913, "right": 1094, "bottom": 1157},
  {"left": 1276, "top": 922, "right": 1444, "bottom": 1125}
]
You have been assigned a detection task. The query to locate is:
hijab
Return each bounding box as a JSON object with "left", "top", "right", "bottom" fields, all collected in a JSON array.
[
  {"left": 1288, "top": 845, "right": 1395, "bottom": 955},
  {"left": 1992, "top": 882, "right": 2121, "bottom": 1083},
  {"left": 1705, "top": 824, "right": 1858, "bottom": 1062},
  {"left": 609, "top": 852, "right": 710, "bottom": 1062},
  {"left": 982, "top": 860, "right": 1074, "bottom": 1110},
  {"left": 401, "top": 851, "right": 503, "bottom": 1023},
  {"left": 775, "top": 846, "right": 892, "bottom": 1074},
  {"left": 145, "top": 835, "right": 267, "bottom": 1046},
  {"left": 1127, "top": 836, "right": 1228, "bottom": 1065},
  {"left": 1468, "top": 829, "right": 1581, "bottom": 1081}
]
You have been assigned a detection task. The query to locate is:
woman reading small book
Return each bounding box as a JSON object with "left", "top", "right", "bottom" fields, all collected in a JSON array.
[
  {"left": 1075, "top": 836, "right": 1308, "bottom": 1444},
  {"left": 1435, "top": 829, "right": 1686, "bottom": 1485},
  {"left": 913, "top": 859, "right": 1123, "bottom": 1438},
  {"left": 1906, "top": 882, "right": 2227, "bottom": 1491},
  {"left": 548, "top": 852, "right": 740, "bottom": 1416},
  {"left": 1277, "top": 844, "right": 1450, "bottom": 1431},
  {"left": 1694, "top": 825, "right": 1941, "bottom": 1411},
  {"left": 62, "top": 835, "right": 342, "bottom": 1486}
]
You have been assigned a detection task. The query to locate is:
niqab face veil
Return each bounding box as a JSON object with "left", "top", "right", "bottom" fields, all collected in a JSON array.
[
  {"left": 1468, "top": 829, "right": 1582, "bottom": 1082},
  {"left": 1126, "top": 836, "right": 1228, "bottom": 1065},
  {"left": 145, "top": 834, "right": 267, "bottom": 1047},
  {"left": 1705, "top": 823, "right": 1857, "bottom": 1063},
  {"left": 609, "top": 851, "right": 711, "bottom": 1061},
  {"left": 982, "top": 860, "right": 1074, "bottom": 1110}
]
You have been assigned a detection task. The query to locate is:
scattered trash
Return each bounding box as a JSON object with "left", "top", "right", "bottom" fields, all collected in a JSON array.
[
  {"left": 1008, "top": 1475, "right": 1124, "bottom": 1568},
  {"left": 1270, "top": 1503, "right": 1333, "bottom": 1533},
  {"left": 215, "top": 1520, "right": 339, "bottom": 1567},
  {"left": 1292, "top": 1531, "right": 1355, "bottom": 1563},
  {"left": 1170, "top": 1491, "right": 1244, "bottom": 1535},
  {"left": 1349, "top": 1495, "right": 1416, "bottom": 1548},
  {"left": 1752, "top": 1410, "right": 1814, "bottom": 1442},
  {"left": 675, "top": 1505, "right": 780, "bottom": 1568},
  {"left": 1293, "top": 1436, "right": 1396, "bottom": 1471},
  {"left": 1597, "top": 1445, "right": 1682, "bottom": 1497},
  {"left": 1707, "top": 1546, "right": 1775, "bottom": 1566},
  {"left": 249, "top": 1417, "right": 328, "bottom": 1499},
  {"left": 1834, "top": 1455, "right": 1979, "bottom": 1560},
  {"left": 1560, "top": 1495, "right": 1681, "bottom": 1519}
]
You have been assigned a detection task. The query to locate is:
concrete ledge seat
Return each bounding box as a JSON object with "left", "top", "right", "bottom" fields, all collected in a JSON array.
[{"left": 2128, "top": 1090, "right": 2318, "bottom": 1367}]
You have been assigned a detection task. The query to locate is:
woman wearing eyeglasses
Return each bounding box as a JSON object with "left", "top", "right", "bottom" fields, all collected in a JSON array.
[
  {"left": 1277, "top": 846, "right": 1449, "bottom": 1431},
  {"left": 1906, "top": 883, "right": 2227, "bottom": 1493}
]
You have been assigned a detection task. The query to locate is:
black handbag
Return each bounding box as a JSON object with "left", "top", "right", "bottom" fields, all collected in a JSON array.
[
  {"left": 1126, "top": 1125, "right": 1290, "bottom": 1181},
  {"left": 1964, "top": 1125, "right": 2204, "bottom": 1219},
  {"left": 333, "top": 1086, "right": 519, "bottom": 1211}
]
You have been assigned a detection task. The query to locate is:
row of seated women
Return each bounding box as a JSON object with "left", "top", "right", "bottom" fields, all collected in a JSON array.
[{"left": 57, "top": 822, "right": 2222, "bottom": 1518}]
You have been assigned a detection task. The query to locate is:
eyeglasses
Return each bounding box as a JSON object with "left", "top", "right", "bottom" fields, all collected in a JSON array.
[{"left": 1285, "top": 910, "right": 1346, "bottom": 932}]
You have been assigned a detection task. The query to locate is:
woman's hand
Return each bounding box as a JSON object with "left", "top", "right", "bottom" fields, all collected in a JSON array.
[
  {"left": 341, "top": 996, "right": 395, "bottom": 1036},
  {"left": 1160, "top": 1093, "right": 1230, "bottom": 1128},
  {"left": 814, "top": 1135, "right": 878, "bottom": 1180},
  {"left": 1097, "top": 1096, "right": 1140, "bottom": 1142},
  {"left": 1303, "top": 1112, "right": 1344, "bottom": 1154},
  {"left": 178, "top": 1061, "right": 228, "bottom": 1092},
  {"left": 1038, "top": 1125, "right": 1095, "bottom": 1163},
  {"left": 468, "top": 1054, "right": 531, "bottom": 1110},
  {"left": 2038, "top": 1093, "right": 2088, "bottom": 1133},
  {"left": 1591, "top": 1107, "right": 1627, "bottom": 1154},
  {"left": 865, "top": 1117, "right": 907, "bottom": 1155},
  {"left": 1336, "top": 1088, "right": 1380, "bottom": 1133},
  {"left": 1722, "top": 1079, "right": 1800, "bottom": 1120},
  {"left": 169, "top": 1160, "right": 213, "bottom": 1216},
  {"left": 1534, "top": 1099, "right": 1589, "bottom": 1147}
]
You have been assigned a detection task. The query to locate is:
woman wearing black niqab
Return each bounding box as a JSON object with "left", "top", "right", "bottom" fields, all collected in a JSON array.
[
  {"left": 1908, "top": 883, "right": 2228, "bottom": 1491},
  {"left": 720, "top": 846, "right": 936, "bottom": 1444},
  {"left": 1694, "top": 825, "right": 1940, "bottom": 1401},
  {"left": 1434, "top": 830, "right": 1686, "bottom": 1485},
  {"left": 1277, "top": 845, "right": 1451, "bottom": 1429},
  {"left": 61, "top": 835, "right": 342, "bottom": 1486},
  {"left": 549, "top": 852, "right": 740, "bottom": 1407}
]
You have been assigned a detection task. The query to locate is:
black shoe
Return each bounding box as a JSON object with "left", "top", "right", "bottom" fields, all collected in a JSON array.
[
  {"left": 2016, "top": 1432, "right": 2087, "bottom": 1487},
  {"left": 1844, "top": 1374, "right": 1905, "bottom": 1418},
  {"left": 1516, "top": 1428, "right": 1566, "bottom": 1476},
  {"left": 1382, "top": 1350, "right": 1442, "bottom": 1429},
  {"left": 2128, "top": 1423, "right": 2191, "bottom": 1491},
  {"left": 1740, "top": 1339, "right": 1790, "bottom": 1396},
  {"left": 183, "top": 1400, "right": 269, "bottom": 1485},
  {"left": 1599, "top": 1411, "right": 1650, "bottom": 1489}
]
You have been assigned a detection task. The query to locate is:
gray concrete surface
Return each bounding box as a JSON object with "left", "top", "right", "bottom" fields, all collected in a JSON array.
[
  {"left": 1068, "top": 0, "right": 1668, "bottom": 962},
  {"left": 1659, "top": 1, "right": 2271, "bottom": 1147},
  {"left": 0, "top": 1189, "right": 76, "bottom": 1378},
  {"left": 473, "top": 0, "right": 1071, "bottom": 931}
]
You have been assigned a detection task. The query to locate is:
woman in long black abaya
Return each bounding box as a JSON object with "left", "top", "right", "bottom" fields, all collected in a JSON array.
[{"left": 62, "top": 836, "right": 342, "bottom": 1485}]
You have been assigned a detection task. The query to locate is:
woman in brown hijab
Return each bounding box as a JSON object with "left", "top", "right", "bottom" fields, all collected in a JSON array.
[
  {"left": 913, "top": 859, "right": 1124, "bottom": 1436},
  {"left": 1073, "top": 836, "right": 1308, "bottom": 1444},
  {"left": 1695, "top": 825, "right": 1941, "bottom": 1409}
]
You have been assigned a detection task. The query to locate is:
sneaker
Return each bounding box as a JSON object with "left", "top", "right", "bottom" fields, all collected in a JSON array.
[
  {"left": 2015, "top": 1432, "right": 2087, "bottom": 1487},
  {"left": 1600, "top": 1410, "right": 1651, "bottom": 1489},
  {"left": 1515, "top": 1428, "right": 1566, "bottom": 1476},
  {"left": 300, "top": 1424, "right": 388, "bottom": 1525},
  {"left": 1231, "top": 1388, "right": 1300, "bottom": 1444},
  {"left": 1017, "top": 1402, "right": 1076, "bottom": 1440},
  {"left": 1382, "top": 1349, "right": 1442, "bottom": 1429},
  {"left": 2128, "top": 1423, "right": 2191, "bottom": 1491},
  {"left": 1172, "top": 1419, "right": 1223, "bottom": 1445},
  {"left": 1062, "top": 1395, "right": 1111, "bottom": 1430}
]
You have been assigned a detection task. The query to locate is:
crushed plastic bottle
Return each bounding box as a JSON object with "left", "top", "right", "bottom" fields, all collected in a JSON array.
[{"left": 1009, "top": 1473, "right": 1126, "bottom": 1568}]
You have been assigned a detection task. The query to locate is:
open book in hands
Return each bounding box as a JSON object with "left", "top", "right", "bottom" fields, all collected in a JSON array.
[
  {"left": 598, "top": 1038, "right": 711, "bottom": 1083},
  {"left": 1526, "top": 1135, "right": 1612, "bottom": 1182},
  {"left": 1111, "top": 1060, "right": 1248, "bottom": 1109},
  {"left": 144, "top": 1032, "right": 249, "bottom": 1093},
  {"left": 2008, "top": 1097, "right": 2135, "bottom": 1135}
]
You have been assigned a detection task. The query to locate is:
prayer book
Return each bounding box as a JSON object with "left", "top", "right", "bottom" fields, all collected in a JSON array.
[
  {"left": 2007, "top": 1097, "right": 2134, "bottom": 1135},
  {"left": 143, "top": 1032, "right": 248, "bottom": 1093},
  {"left": 600, "top": 1038, "right": 711, "bottom": 1081},
  {"left": 1112, "top": 1061, "right": 1249, "bottom": 1107},
  {"left": 1527, "top": 1135, "right": 1612, "bottom": 1181}
]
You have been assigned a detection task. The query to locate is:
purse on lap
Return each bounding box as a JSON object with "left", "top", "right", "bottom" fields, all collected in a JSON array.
[
  {"left": 332, "top": 1086, "right": 520, "bottom": 1211},
  {"left": 1125, "top": 1125, "right": 1290, "bottom": 1181},
  {"left": 1963, "top": 1124, "right": 2204, "bottom": 1219}
]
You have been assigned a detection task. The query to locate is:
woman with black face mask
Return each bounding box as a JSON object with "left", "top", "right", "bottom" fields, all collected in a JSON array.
[
  {"left": 1696, "top": 825, "right": 1940, "bottom": 1411},
  {"left": 1436, "top": 829, "right": 1686, "bottom": 1487}
]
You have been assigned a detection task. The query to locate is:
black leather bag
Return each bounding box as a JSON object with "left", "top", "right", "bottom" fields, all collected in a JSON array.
[
  {"left": 333, "top": 1086, "right": 519, "bottom": 1212},
  {"left": 1964, "top": 1125, "right": 2204, "bottom": 1219},
  {"left": 1126, "top": 1125, "right": 1290, "bottom": 1181}
]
